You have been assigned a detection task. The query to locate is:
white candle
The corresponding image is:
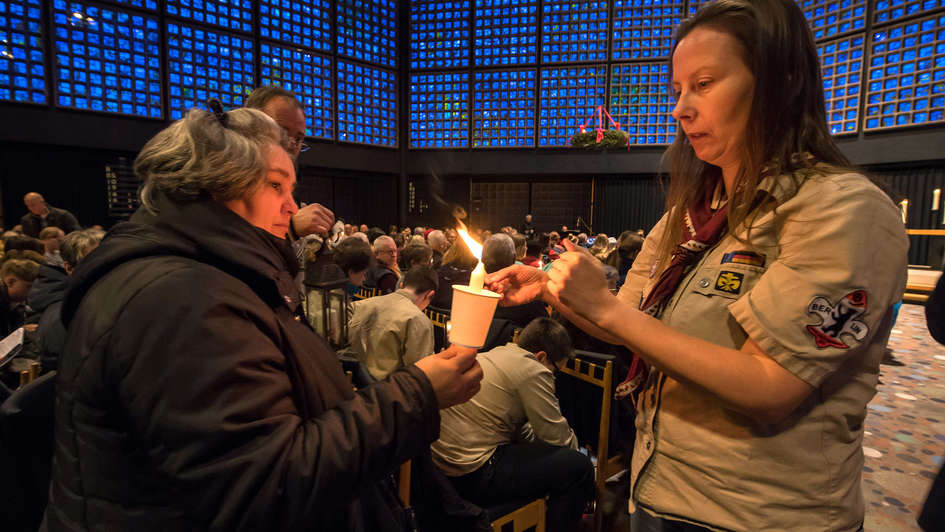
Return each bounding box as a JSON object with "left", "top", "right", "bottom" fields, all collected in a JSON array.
[
  {"left": 899, "top": 199, "right": 909, "bottom": 225},
  {"left": 933, "top": 189, "right": 941, "bottom": 211},
  {"left": 469, "top": 261, "right": 485, "bottom": 292}
]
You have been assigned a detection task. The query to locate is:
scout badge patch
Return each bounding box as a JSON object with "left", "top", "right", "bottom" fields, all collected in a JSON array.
[{"left": 806, "top": 290, "right": 869, "bottom": 349}]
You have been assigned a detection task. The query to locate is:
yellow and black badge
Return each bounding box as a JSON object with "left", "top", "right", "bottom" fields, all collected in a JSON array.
[{"left": 715, "top": 271, "right": 744, "bottom": 295}]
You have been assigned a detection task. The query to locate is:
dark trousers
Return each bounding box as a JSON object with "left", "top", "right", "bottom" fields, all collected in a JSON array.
[{"left": 448, "top": 441, "right": 594, "bottom": 532}]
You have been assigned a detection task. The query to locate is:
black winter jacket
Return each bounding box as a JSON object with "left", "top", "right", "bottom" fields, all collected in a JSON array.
[
  {"left": 42, "top": 194, "right": 440, "bottom": 531},
  {"left": 27, "top": 264, "right": 69, "bottom": 371},
  {"left": 20, "top": 205, "right": 81, "bottom": 238}
]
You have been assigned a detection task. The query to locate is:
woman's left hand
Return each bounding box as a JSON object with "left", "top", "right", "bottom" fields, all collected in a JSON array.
[{"left": 546, "top": 239, "right": 614, "bottom": 322}]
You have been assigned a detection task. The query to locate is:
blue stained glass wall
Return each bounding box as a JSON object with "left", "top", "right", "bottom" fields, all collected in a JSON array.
[
  {"left": 52, "top": 0, "right": 162, "bottom": 117},
  {"left": 409, "top": 71, "right": 469, "bottom": 148},
  {"left": 260, "top": 42, "right": 333, "bottom": 138},
  {"left": 166, "top": 1, "right": 253, "bottom": 34},
  {"left": 610, "top": 63, "right": 676, "bottom": 145},
  {"left": 336, "top": 0, "right": 397, "bottom": 68},
  {"left": 541, "top": 0, "right": 608, "bottom": 64},
  {"left": 167, "top": 22, "right": 253, "bottom": 119},
  {"left": 474, "top": 0, "right": 539, "bottom": 67},
  {"left": 800, "top": 0, "right": 867, "bottom": 40},
  {"left": 0, "top": 0, "right": 45, "bottom": 104},
  {"left": 874, "top": 0, "right": 945, "bottom": 24},
  {"left": 612, "top": 0, "right": 683, "bottom": 60},
  {"left": 112, "top": 0, "right": 158, "bottom": 9},
  {"left": 409, "top": 0, "right": 469, "bottom": 69},
  {"left": 688, "top": 0, "right": 712, "bottom": 16},
  {"left": 258, "top": 0, "right": 331, "bottom": 53},
  {"left": 819, "top": 34, "right": 863, "bottom": 134},
  {"left": 472, "top": 69, "right": 536, "bottom": 147},
  {"left": 538, "top": 65, "right": 607, "bottom": 147},
  {"left": 865, "top": 13, "right": 945, "bottom": 130},
  {"left": 337, "top": 60, "right": 397, "bottom": 146}
]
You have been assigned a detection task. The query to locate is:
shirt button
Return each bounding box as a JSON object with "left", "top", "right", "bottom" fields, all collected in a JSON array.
[{"left": 699, "top": 278, "right": 710, "bottom": 288}]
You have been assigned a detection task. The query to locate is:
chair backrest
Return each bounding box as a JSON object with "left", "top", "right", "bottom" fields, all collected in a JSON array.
[
  {"left": 558, "top": 352, "right": 623, "bottom": 498},
  {"left": 424, "top": 306, "right": 450, "bottom": 352},
  {"left": 0, "top": 370, "right": 57, "bottom": 532},
  {"left": 352, "top": 286, "right": 382, "bottom": 301}
]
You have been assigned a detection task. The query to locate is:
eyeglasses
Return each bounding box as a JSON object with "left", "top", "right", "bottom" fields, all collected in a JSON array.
[{"left": 286, "top": 135, "right": 310, "bottom": 153}]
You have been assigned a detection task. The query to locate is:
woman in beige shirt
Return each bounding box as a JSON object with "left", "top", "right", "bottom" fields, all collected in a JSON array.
[{"left": 488, "top": 1, "right": 907, "bottom": 530}]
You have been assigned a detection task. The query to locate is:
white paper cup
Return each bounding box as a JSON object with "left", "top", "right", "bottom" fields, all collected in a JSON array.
[{"left": 449, "top": 285, "right": 502, "bottom": 348}]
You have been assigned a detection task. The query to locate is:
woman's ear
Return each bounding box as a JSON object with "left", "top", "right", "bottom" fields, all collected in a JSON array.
[{"left": 534, "top": 350, "right": 547, "bottom": 363}]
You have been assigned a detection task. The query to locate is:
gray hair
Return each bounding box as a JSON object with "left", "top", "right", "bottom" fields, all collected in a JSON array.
[
  {"left": 61, "top": 229, "right": 103, "bottom": 269},
  {"left": 135, "top": 107, "right": 287, "bottom": 213},
  {"left": 373, "top": 235, "right": 396, "bottom": 252},
  {"left": 483, "top": 233, "right": 516, "bottom": 274}
]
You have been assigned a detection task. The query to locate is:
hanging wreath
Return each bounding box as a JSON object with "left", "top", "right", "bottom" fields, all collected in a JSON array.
[{"left": 570, "top": 128, "right": 630, "bottom": 149}]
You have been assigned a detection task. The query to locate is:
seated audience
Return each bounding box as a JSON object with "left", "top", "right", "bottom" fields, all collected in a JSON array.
[
  {"left": 332, "top": 236, "right": 374, "bottom": 296},
  {"left": 0, "top": 258, "right": 39, "bottom": 337},
  {"left": 427, "top": 229, "right": 449, "bottom": 269},
  {"left": 401, "top": 243, "right": 433, "bottom": 270},
  {"left": 21, "top": 192, "right": 81, "bottom": 238},
  {"left": 431, "top": 238, "right": 478, "bottom": 309},
  {"left": 432, "top": 318, "right": 593, "bottom": 532},
  {"left": 612, "top": 231, "right": 644, "bottom": 289},
  {"left": 483, "top": 234, "right": 549, "bottom": 329},
  {"left": 364, "top": 235, "right": 400, "bottom": 294},
  {"left": 43, "top": 105, "right": 482, "bottom": 531},
  {"left": 522, "top": 240, "right": 542, "bottom": 268},
  {"left": 348, "top": 266, "right": 438, "bottom": 380},
  {"left": 28, "top": 229, "right": 101, "bottom": 371},
  {"left": 39, "top": 226, "right": 66, "bottom": 268},
  {"left": 511, "top": 233, "right": 527, "bottom": 265}
]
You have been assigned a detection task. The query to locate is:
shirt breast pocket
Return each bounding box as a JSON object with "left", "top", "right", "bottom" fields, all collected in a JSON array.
[{"left": 690, "top": 263, "right": 766, "bottom": 301}]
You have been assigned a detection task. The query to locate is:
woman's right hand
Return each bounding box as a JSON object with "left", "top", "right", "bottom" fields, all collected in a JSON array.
[{"left": 485, "top": 265, "right": 548, "bottom": 306}]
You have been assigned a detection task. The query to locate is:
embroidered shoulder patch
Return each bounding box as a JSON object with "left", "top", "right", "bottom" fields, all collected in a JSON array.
[
  {"left": 715, "top": 271, "right": 744, "bottom": 294},
  {"left": 721, "top": 250, "right": 766, "bottom": 267},
  {"left": 806, "top": 290, "right": 869, "bottom": 349}
]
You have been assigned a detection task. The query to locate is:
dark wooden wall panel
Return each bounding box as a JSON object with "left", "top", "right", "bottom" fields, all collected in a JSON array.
[{"left": 593, "top": 176, "right": 665, "bottom": 237}]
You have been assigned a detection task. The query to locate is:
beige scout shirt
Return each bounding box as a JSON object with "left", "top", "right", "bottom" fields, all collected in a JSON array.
[
  {"left": 431, "top": 343, "right": 579, "bottom": 477},
  {"left": 348, "top": 289, "right": 434, "bottom": 380},
  {"left": 618, "top": 170, "right": 908, "bottom": 531}
]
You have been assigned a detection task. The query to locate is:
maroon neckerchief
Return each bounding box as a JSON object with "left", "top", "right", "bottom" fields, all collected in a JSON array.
[{"left": 615, "top": 179, "right": 730, "bottom": 403}]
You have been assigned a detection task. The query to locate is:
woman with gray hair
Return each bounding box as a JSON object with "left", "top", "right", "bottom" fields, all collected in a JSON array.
[{"left": 44, "top": 105, "right": 482, "bottom": 532}]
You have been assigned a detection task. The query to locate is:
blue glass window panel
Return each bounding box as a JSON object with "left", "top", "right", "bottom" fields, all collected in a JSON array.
[
  {"left": 166, "top": 1, "right": 253, "bottom": 34},
  {"left": 474, "top": 0, "right": 538, "bottom": 67},
  {"left": 610, "top": 62, "right": 676, "bottom": 145},
  {"left": 409, "top": 0, "right": 469, "bottom": 69},
  {"left": 866, "top": 14, "right": 945, "bottom": 130},
  {"left": 817, "top": 34, "right": 864, "bottom": 135},
  {"left": 0, "top": 0, "right": 46, "bottom": 104},
  {"left": 258, "top": 0, "right": 331, "bottom": 52},
  {"left": 337, "top": 61, "right": 396, "bottom": 147},
  {"left": 52, "top": 1, "right": 162, "bottom": 117},
  {"left": 538, "top": 65, "right": 606, "bottom": 147},
  {"left": 874, "top": 0, "right": 945, "bottom": 25},
  {"left": 111, "top": 0, "right": 158, "bottom": 9},
  {"left": 336, "top": 0, "right": 396, "bottom": 68},
  {"left": 612, "top": 0, "right": 683, "bottom": 61},
  {"left": 472, "top": 69, "right": 536, "bottom": 148},
  {"left": 540, "top": 1, "right": 608, "bottom": 63},
  {"left": 166, "top": 22, "right": 253, "bottom": 120},
  {"left": 688, "top": 0, "right": 713, "bottom": 17},
  {"left": 800, "top": 0, "right": 867, "bottom": 41},
  {"left": 409, "top": 71, "right": 469, "bottom": 148},
  {"left": 259, "top": 42, "right": 333, "bottom": 139}
]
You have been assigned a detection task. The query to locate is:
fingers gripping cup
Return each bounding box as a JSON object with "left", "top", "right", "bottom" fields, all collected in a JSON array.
[{"left": 449, "top": 285, "right": 501, "bottom": 349}]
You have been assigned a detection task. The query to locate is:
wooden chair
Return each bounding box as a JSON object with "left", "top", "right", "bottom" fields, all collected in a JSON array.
[
  {"left": 424, "top": 306, "right": 450, "bottom": 352},
  {"left": 558, "top": 352, "right": 625, "bottom": 508},
  {"left": 490, "top": 497, "right": 546, "bottom": 532},
  {"left": 352, "top": 286, "right": 382, "bottom": 301}
]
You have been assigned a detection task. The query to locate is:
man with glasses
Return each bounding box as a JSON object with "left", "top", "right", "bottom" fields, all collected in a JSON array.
[
  {"left": 364, "top": 235, "right": 400, "bottom": 294},
  {"left": 431, "top": 317, "right": 593, "bottom": 532},
  {"left": 244, "top": 86, "right": 334, "bottom": 242}
]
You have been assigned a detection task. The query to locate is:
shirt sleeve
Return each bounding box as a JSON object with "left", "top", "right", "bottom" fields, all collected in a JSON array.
[
  {"left": 728, "top": 175, "right": 908, "bottom": 387},
  {"left": 518, "top": 365, "right": 578, "bottom": 449},
  {"left": 617, "top": 213, "right": 668, "bottom": 308},
  {"left": 402, "top": 313, "right": 434, "bottom": 367}
]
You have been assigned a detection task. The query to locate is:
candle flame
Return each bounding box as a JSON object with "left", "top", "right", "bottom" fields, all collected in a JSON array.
[{"left": 456, "top": 221, "right": 483, "bottom": 260}]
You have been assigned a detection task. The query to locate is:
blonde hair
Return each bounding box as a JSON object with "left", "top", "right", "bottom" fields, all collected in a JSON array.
[
  {"left": 1, "top": 258, "right": 39, "bottom": 282},
  {"left": 136, "top": 107, "right": 287, "bottom": 213}
]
